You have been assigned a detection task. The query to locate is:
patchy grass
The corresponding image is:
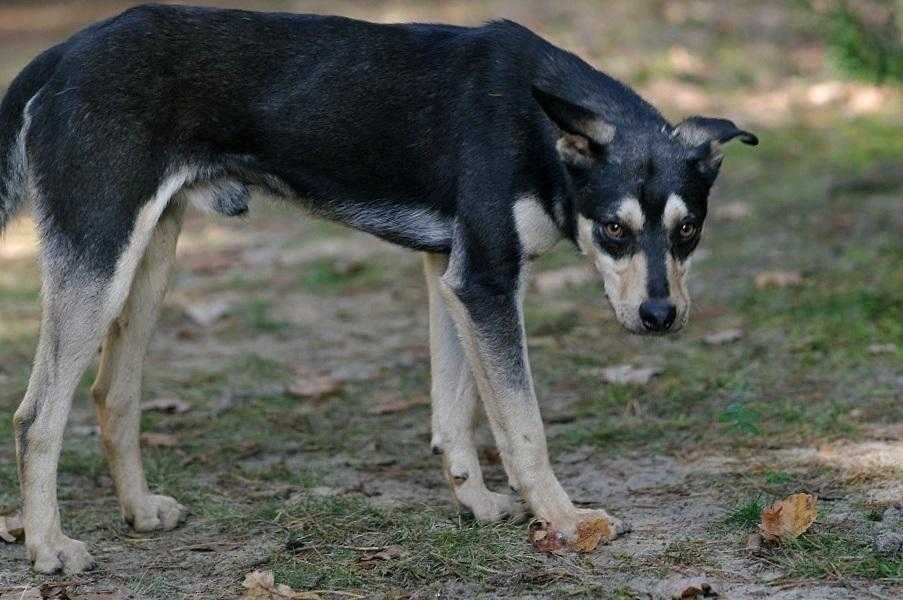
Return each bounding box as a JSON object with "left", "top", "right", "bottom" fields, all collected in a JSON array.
[
  {"left": 769, "top": 533, "right": 903, "bottom": 582},
  {"left": 723, "top": 497, "right": 767, "bottom": 530},
  {"left": 1, "top": 1, "right": 901, "bottom": 599}
]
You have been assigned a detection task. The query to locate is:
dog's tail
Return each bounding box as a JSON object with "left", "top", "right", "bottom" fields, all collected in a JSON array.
[{"left": 0, "top": 45, "right": 65, "bottom": 233}]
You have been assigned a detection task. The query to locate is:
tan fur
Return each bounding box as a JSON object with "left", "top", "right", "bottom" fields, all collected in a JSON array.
[
  {"left": 14, "top": 171, "right": 190, "bottom": 574},
  {"left": 513, "top": 196, "right": 561, "bottom": 258},
  {"left": 422, "top": 254, "right": 521, "bottom": 521},
  {"left": 662, "top": 193, "right": 689, "bottom": 231},
  {"left": 576, "top": 214, "right": 649, "bottom": 332},
  {"left": 616, "top": 197, "right": 644, "bottom": 232},
  {"left": 92, "top": 202, "right": 187, "bottom": 532}
]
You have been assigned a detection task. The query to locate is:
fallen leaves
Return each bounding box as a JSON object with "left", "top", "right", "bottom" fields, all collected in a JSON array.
[
  {"left": 240, "top": 570, "right": 321, "bottom": 600},
  {"left": 530, "top": 516, "right": 616, "bottom": 555},
  {"left": 356, "top": 545, "right": 406, "bottom": 569},
  {"left": 0, "top": 510, "right": 23, "bottom": 543},
  {"left": 754, "top": 270, "right": 803, "bottom": 290},
  {"left": 141, "top": 397, "right": 192, "bottom": 414},
  {"left": 601, "top": 364, "right": 663, "bottom": 385},
  {"left": 760, "top": 493, "right": 818, "bottom": 541}
]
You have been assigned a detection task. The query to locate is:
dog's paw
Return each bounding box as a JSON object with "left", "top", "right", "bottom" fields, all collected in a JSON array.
[
  {"left": 539, "top": 507, "right": 631, "bottom": 546},
  {"left": 127, "top": 494, "right": 188, "bottom": 532},
  {"left": 29, "top": 536, "right": 95, "bottom": 575},
  {"left": 462, "top": 490, "right": 528, "bottom": 523}
]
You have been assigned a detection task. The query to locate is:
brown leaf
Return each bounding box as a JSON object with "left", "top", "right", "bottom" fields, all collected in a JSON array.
[
  {"left": 570, "top": 517, "right": 615, "bottom": 553},
  {"left": 240, "top": 570, "right": 321, "bottom": 600},
  {"left": 530, "top": 515, "right": 618, "bottom": 555},
  {"left": 755, "top": 270, "right": 802, "bottom": 289},
  {"left": 140, "top": 432, "right": 179, "bottom": 448},
  {"left": 0, "top": 510, "right": 23, "bottom": 543},
  {"left": 760, "top": 493, "right": 817, "bottom": 541},
  {"left": 288, "top": 367, "right": 341, "bottom": 399},
  {"left": 357, "top": 545, "right": 406, "bottom": 569},
  {"left": 369, "top": 396, "right": 428, "bottom": 415},
  {"left": 530, "top": 521, "right": 567, "bottom": 555},
  {"left": 141, "top": 397, "right": 192, "bottom": 414}
]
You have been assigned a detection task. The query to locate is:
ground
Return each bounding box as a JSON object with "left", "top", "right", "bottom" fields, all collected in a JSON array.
[{"left": 0, "top": 1, "right": 901, "bottom": 599}]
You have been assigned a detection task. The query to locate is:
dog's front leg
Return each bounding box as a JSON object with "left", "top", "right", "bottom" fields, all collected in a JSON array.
[
  {"left": 437, "top": 255, "right": 628, "bottom": 541},
  {"left": 423, "top": 253, "right": 525, "bottom": 521}
]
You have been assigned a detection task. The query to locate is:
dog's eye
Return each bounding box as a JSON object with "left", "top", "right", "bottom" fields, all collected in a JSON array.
[
  {"left": 679, "top": 223, "right": 697, "bottom": 239},
  {"left": 604, "top": 222, "right": 625, "bottom": 239}
]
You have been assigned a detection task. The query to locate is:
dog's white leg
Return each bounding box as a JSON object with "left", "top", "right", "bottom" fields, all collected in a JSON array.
[
  {"left": 15, "top": 174, "right": 186, "bottom": 575},
  {"left": 423, "top": 253, "right": 523, "bottom": 521},
  {"left": 437, "top": 254, "right": 628, "bottom": 541},
  {"left": 13, "top": 277, "right": 104, "bottom": 575},
  {"left": 91, "top": 203, "right": 187, "bottom": 532}
]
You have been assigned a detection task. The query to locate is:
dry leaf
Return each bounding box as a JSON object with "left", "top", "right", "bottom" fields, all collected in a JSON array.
[
  {"left": 702, "top": 329, "right": 745, "bottom": 345},
  {"left": 529, "top": 521, "right": 567, "bottom": 555},
  {"left": 530, "top": 517, "right": 616, "bottom": 555},
  {"left": 369, "top": 396, "right": 428, "bottom": 415},
  {"left": 601, "top": 364, "right": 663, "bottom": 385},
  {"left": 141, "top": 397, "right": 192, "bottom": 414},
  {"left": 184, "top": 299, "right": 232, "bottom": 327},
  {"left": 140, "top": 432, "right": 179, "bottom": 448},
  {"left": 760, "top": 493, "right": 817, "bottom": 541},
  {"left": 755, "top": 270, "right": 802, "bottom": 289},
  {"left": 357, "top": 545, "right": 406, "bottom": 569},
  {"left": 240, "top": 570, "right": 321, "bottom": 600},
  {"left": 288, "top": 367, "right": 341, "bottom": 399},
  {"left": 745, "top": 533, "right": 763, "bottom": 554},
  {"left": 0, "top": 510, "right": 23, "bottom": 543},
  {"left": 570, "top": 518, "right": 614, "bottom": 552}
]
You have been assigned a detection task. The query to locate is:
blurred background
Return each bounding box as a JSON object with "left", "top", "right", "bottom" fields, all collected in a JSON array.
[{"left": 0, "top": 2, "right": 900, "bottom": 598}]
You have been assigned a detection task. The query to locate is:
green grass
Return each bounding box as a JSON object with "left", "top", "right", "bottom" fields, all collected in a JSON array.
[
  {"left": 270, "top": 493, "right": 542, "bottom": 593},
  {"left": 723, "top": 497, "right": 767, "bottom": 530},
  {"left": 770, "top": 533, "right": 903, "bottom": 581}
]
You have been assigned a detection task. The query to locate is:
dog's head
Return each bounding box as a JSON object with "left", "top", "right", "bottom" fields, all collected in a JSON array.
[{"left": 534, "top": 86, "right": 757, "bottom": 334}]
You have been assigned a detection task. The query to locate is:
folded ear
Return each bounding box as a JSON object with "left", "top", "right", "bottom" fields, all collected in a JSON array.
[
  {"left": 674, "top": 116, "right": 758, "bottom": 177},
  {"left": 532, "top": 85, "right": 615, "bottom": 168}
]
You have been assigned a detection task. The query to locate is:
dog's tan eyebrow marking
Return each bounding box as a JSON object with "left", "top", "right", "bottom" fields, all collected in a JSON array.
[
  {"left": 616, "top": 197, "right": 644, "bottom": 231},
  {"left": 662, "top": 193, "right": 688, "bottom": 230}
]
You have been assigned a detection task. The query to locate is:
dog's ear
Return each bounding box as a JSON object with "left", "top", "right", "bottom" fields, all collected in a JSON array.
[
  {"left": 532, "top": 85, "right": 615, "bottom": 168},
  {"left": 673, "top": 116, "right": 758, "bottom": 178}
]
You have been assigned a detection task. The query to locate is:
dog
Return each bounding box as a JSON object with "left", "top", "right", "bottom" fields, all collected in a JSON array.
[{"left": 0, "top": 4, "right": 757, "bottom": 574}]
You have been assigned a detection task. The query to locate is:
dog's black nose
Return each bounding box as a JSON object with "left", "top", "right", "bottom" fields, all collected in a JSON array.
[{"left": 639, "top": 299, "right": 676, "bottom": 332}]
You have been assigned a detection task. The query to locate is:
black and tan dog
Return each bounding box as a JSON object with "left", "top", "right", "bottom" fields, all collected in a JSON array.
[{"left": 0, "top": 4, "right": 756, "bottom": 574}]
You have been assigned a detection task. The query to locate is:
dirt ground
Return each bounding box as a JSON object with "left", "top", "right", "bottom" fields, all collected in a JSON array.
[{"left": 0, "top": 1, "right": 901, "bottom": 599}]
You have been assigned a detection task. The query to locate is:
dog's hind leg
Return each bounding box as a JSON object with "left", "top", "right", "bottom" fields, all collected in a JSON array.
[
  {"left": 91, "top": 202, "right": 187, "bottom": 532},
  {"left": 423, "top": 253, "right": 524, "bottom": 521},
  {"left": 14, "top": 172, "right": 189, "bottom": 574}
]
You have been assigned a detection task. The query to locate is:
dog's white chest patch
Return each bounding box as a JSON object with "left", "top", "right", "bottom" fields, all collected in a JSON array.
[{"left": 514, "top": 196, "right": 560, "bottom": 258}]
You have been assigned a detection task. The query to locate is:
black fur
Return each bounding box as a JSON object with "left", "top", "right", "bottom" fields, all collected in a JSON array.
[{"left": 0, "top": 3, "right": 756, "bottom": 329}]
